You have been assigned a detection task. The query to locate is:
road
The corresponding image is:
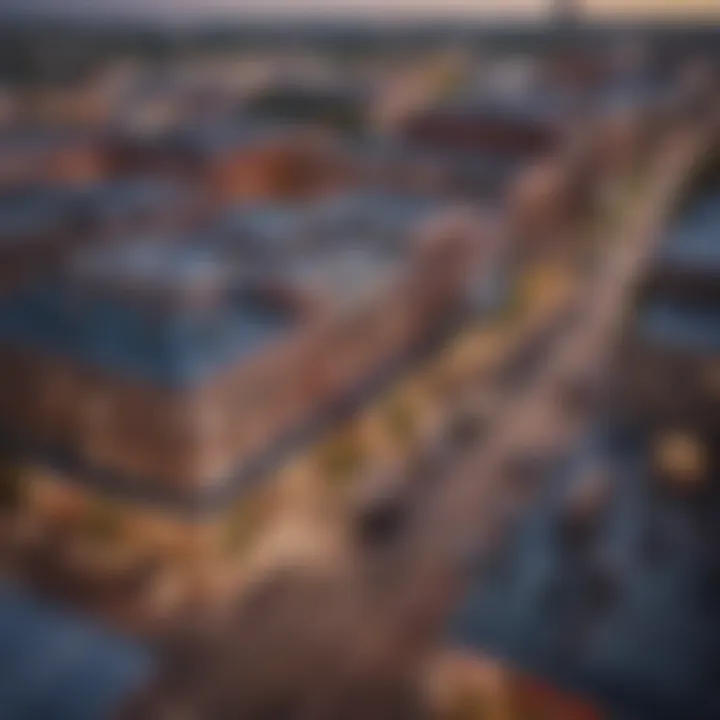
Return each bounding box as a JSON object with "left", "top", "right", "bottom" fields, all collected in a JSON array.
[{"left": 122, "top": 126, "right": 711, "bottom": 720}]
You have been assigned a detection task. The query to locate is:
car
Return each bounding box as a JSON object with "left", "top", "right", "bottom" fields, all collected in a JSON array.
[
  {"left": 354, "top": 490, "right": 407, "bottom": 547},
  {"left": 557, "top": 462, "right": 612, "bottom": 547},
  {"left": 351, "top": 468, "right": 410, "bottom": 548},
  {"left": 445, "top": 393, "right": 496, "bottom": 450}
]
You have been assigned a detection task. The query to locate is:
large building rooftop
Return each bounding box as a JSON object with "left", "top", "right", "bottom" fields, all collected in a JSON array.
[
  {"left": 637, "top": 301, "right": 720, "bottom": 353},
  {"left": 635, "top": 190, "right": 720, "bottom": 354},
  {"left": 0, "top": 186, "right": 77, "bottom": 245},
  {"left": 74, "top": 178, "right": 197, "bottom": 225},
  {"left": 120, "top": 118, "right": 297, "bottom": 159},
  {"left": 0, "top": 126, "right": 96, "bottom": 154},
  {"left": 434, "top": 89, "right": 578, "bottom": 128},
  {"left": 212, "top": 191, "right": 448, "bottom": 263},
  {"left": 0, "top": 582, "right": 152, "bottom": 720},
  {"left": 448, "top": 433, "right": 720, "bottom": 719},
  {"left": 209, "top": 192, "right": 448, "bottom": 311},
  {"left": 0, "top": 242, "right": 298, "bottom": 387},
  {"left": 657, "top": 193, "right": 720, "bottom": 273}
]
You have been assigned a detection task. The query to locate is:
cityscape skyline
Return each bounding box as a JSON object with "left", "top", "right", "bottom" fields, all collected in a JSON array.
[{"left": 0, "top": 0, "right": 719, "bottom": 22}]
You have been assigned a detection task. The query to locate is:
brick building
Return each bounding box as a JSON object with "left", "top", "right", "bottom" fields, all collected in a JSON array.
[
  {"left": 0, "top": 192, "right": 495, "bottom": 606},
  {"left": 397, "top": 94, "right": 592, "bottom": 250},
  {"left": 0, "top": 178, "right": 205, "bottom": 294},
  {"left": 615, "top": 159, "right": 720, "bottom": 479},
  {"left": 0, "top": 127, "right": 107, "bottom": 189},
  {"left": 110, "top": 121, "right": 350, "bottom": 206}
]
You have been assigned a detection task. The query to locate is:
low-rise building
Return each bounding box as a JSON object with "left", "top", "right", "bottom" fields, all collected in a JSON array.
[
  {"left": 395, "top": 92, "right": 592, "bottom": 252},
  {"left": 0, "top": 186, "right": 81, "bottom": 293},
  {"left": 615, "top": 183, "right": 720, "bottom": 478},
  {"left": 245, "top": 79, "right": 371, "bottom": 135},
  {"left": 0, "top": 127, "right": 107, "bottom": 189},
  {"left": 110, "top": 121, "right": 347, "bottom": 205},
  {"left": 0, "top": 178, "right": 206, "bottom": 294},
  {"left": 0, "top": 192, "right": 496, "bottom": 611}
]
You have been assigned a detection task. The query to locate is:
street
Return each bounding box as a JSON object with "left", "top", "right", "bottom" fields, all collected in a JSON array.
[{"left": 123, "top": 127, "right": 712, "bottom": 720}]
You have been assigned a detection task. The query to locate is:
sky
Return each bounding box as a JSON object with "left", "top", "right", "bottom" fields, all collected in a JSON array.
[{"left": 3, "top": 0, "right": 719, "bottom": 21}]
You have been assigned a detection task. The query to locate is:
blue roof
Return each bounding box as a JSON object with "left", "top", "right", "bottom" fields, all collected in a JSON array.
[
  {"left": 597, "top": 78, "right": 675, "bottom": 115},
  {"left": 149, "top": 120, "right": 291, "bottom": 157},
  {"left": 437, "top": 90, "right": 573, "bottom": 127},
  {"left": 658, "top": 193, "right": 720, "bottom": 272},
  {"left": 447, "top": 436, "right": 720, "bottom": 719},
  {"left": 0, "top": 582, "right": 152, "bottom": 720},
  {"left": 75, "top": 179, "right": 194, "bottom": 223},
  {"left": 637, "top": 300, "right": 720, "bottom": 353},
  {"left": 0, "top": 187, "right": 77, "bottom": 244},
  {"left": 213, "top": 204, "right": 308, "bottom": 257},
  {"left": 0, "top": 272, "right": 294, "bottom": 388},
  {"left": 312, "top": 191, "right": 441, "bottom": 236}
]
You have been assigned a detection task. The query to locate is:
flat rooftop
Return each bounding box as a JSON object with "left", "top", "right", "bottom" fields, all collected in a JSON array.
[
  {"left": 0, "top": 186, "right": 78, "bottom": 245},
  {"left": 635, "top": 188, "right": 720, "bottom": 354},
  {"left": 0, "top": 178, "right": 195, "bottom": 247},
  {"left": 210, "top": 203, "right": 312, "bottom": 261},
  {"left": 657, "top": 193, "right": 720, "bottom": 273},
  {"left": 594, "top": 77, "right": 677, "bottom": 116},
  {"left": 448, "top": 433, "right": 720, "bottom": 719},
  {"left": 211, "top": 191, "right": 447, "bottom": 263},
  {"left": 637, "top": 300, "right": 720, "bottom": 353},
  {"left": 434, "top": 90, "right": 576, "bottom": 127},
  {"left": 124, "top": 118, "right": 295, "bottom": 158},
  {"left": 281, "top": 243, "right": 402, "bottom": 310},
  {"left": 0, "top": 126, "right": 95, "bottom": 154},
  {"left": 74, "top": 178, "right": 197, "bottom": 223},
  {"left": 0, "top": 582, "right": 152, "bottom": 720},
  {"left": 0, "top": 242, "right": 298, "bottom": 387},
  {"left": 309, "top": 191, "right": 444, "bottom": 236}
]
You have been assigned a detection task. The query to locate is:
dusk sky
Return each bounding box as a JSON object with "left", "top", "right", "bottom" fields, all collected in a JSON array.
[{"left": 2, "top": 0, "right": 719, "bottom": 20}]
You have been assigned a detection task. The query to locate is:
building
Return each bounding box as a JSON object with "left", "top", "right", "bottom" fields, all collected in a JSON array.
[
  {"left": 0, "top": 127, "right": 107, "bottom": 189},
  {"left": 0, "top": 581, "right": 153, "bottom": 720},
  {"left": 0, "top": 178, "right": 206, "bottom": 294},
  {"left": 430, "top": 651, "right": 602, "bottom": 720},
  {"left": 245, "top": 79, "right": 370, "bottom": 135},
  {"left": 614, "top": 155, "right": 720, "bottom": 481},
  {"left": 397, "top": 92, "right": 593, "bottom": 250},
  {"left": 72, "top": 177, "right": 210, "bottom": 240},
  {"left": 0, "top": 192, "right": 494, "bottom": 613},
  {"left": 110, "top": 120, "right": 348, "bottom": 205},
  {"left": 0, "top": 186, "right": 79, "bottom": 293},
  {"left": 587, "top": 77, "right": 678, "bottom": 183},
  {"left": 444, "top": 425, "right": 720, "bottom": 719}
]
